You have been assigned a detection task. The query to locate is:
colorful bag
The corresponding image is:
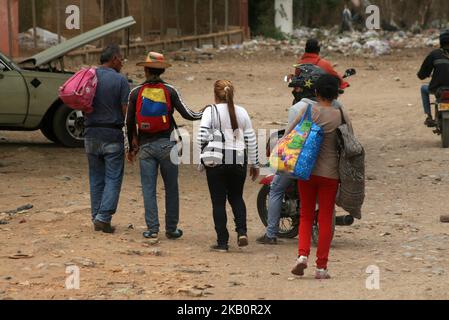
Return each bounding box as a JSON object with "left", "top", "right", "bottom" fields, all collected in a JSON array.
[
  {"left": 136, "top": 83, "right": 172, "bottom": 134},
  {"left": 269, "top": 104, "right": 324, "bottom": 180},
  {"left": 58, "top": 67, "right": 98, "bottom": 114}
]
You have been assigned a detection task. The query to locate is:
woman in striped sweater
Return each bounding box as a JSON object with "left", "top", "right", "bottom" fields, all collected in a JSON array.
[{"left": 197, "top": 80, "right": 260, "bottom": 252}]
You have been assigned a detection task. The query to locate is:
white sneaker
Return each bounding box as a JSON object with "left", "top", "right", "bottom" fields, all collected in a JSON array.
[
  {"left": 291, "top": 256, "right": 308, "bottom": 276},
  {"left": 315, "top": 268, "right": 331, "bottom": 280}
]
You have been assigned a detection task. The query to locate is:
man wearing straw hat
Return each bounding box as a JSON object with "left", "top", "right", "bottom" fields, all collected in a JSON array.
[{"left": 126, "top": 52, "right": 202, "bottom": 241}]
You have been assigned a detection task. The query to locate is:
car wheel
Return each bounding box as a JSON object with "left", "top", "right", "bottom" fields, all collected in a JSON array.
[
  {"left": 40, "top": 121, "right": 58, "bottom": 143},
  {"left": 52, "top": 104, "right": 85, "bottom": 148}
]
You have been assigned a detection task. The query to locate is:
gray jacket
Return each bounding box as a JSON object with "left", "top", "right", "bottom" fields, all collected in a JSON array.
[{"left": 335, "top": 109, "right": 365, "bottom": 219}]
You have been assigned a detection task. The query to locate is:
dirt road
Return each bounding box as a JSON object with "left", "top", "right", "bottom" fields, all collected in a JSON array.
[{"left": 1, "top": 48, "right": 449, "bottom": 300}]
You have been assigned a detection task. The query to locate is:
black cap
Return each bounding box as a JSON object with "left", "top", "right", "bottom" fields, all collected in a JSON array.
[
  {"left": 440, "top": 30, "right": 449, "bottom": 47},
  {"left": 305, "top": 39, "right": 320, "bottom": 53}
]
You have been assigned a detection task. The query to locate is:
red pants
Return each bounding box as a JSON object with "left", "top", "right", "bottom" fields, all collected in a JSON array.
[{"left": 298, "top": 175, "right": 339, "bottom": 270}]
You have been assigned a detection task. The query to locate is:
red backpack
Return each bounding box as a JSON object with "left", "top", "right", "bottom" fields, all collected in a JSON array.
[{"left": 136, "top": 83, "right": 172, "bottom": 134}]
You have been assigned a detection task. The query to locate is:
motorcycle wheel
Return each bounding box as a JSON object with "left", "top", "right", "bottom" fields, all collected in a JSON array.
[
  {"left": 311, "top": 210, "right": 336, "bottom": 247},
  {"left": 257, "top": 185, "right": 299, "bottom": 239},
  {"left": 441, "top": 114, "right": 449, "bottom": 148}
]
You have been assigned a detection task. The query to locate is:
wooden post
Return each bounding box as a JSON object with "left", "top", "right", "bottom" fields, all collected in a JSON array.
[
  {"left": 141, "top": 0, "right": 145, "bottom": 41},
  {"left": 32, "top": 0, "right": 37, "bottom": 48},
  {"left": 225, "top": 0, "right": 229, "bottom": 31},
  {"left": 121, "top": 0, "right": 126, "bottom": 45},
  {"left": 194, "top": 0, "right": 198, "bottom": 35},
  {"left": 240, "top": 0, "right": 249, "bottom": 38},
  {"left": 57, "top": 0, "right": 61, "bottom": 43},
  {"left": 175, "top": 0, "right": 180, "bottom": 37},
  {"left": 100, "top": 0, "right": 104, "bottom": 47},
  {"left": 80, "top": 0, "right": 84, "bottom": 33},
  {"left": 6, "top": 0, "right": 13, "bottom": 57},
  {"left": 209, "top": 0, "right": 213, "bottom": 34},
  {"left": 160, "top": 0, "right": 164, "bottom": 39}
]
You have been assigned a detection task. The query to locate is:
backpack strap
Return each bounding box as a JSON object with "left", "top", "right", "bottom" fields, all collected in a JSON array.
[{"left": 170, "top": 113, "right": 182, "bottom": 142}]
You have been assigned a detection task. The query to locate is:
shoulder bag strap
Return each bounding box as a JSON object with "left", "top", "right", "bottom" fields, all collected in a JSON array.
[
  {"left": 213, "top": 104, "right": 222, "bottom": 132},
  {"left": 209, "top": 105, "right": 216, "bottom": 131},
  {"left": 339, "top": 107, "right": 347, "bottom": 125},
  {"left": 305, "top": 104, "right": 313, "bottom": 121}
]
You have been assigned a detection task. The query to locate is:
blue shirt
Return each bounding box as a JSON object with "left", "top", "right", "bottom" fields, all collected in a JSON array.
[{"left": 85, "top": 67, "right": 130, "bottom": 143}]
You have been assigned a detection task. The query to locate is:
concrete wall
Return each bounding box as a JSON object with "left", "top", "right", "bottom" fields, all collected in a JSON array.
[{"left": 274, "top": 0, "right": 292, "bottom": 35}]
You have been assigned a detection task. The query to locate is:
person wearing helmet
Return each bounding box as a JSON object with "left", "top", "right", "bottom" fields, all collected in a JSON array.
[
  {"left": 418, "top": 30, "right": 449, "bottom": 127},
  {"left": 290, "top": 63, "right": 327, "bottom": 105},
  {"left": 295, "top": 39, "right": 350, "bottom": 90}
]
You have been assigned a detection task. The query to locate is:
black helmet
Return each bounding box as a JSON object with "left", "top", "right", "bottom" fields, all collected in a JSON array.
[
  {"left": 289, "top": 64, "right": 327, "bottom": 91},
  {"left": 440, "top": 29, "right": 449, "bottom": 47}
]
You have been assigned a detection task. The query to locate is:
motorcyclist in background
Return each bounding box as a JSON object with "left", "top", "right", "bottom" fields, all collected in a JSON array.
[
  {"left": 296, "top": 39, "right": 350, "bottom": 90},
  {"left": 418, "top": 30, "right": 449, "bottom": 127}
]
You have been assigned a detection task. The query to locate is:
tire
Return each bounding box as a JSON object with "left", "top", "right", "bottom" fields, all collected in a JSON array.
[
  {"left": 52, "top": 105, "right": 85, "bottom": 148},
  {"left": 441, "top": 114, "right": 449, "bottom": 148},
  {"left": 257, "top": 185, "right": 271, "bottom": 227},
  {"left": 256, "top": 184, "right": 299, "bottom": 239},
  {"left": 312, "top": 209, "right": 336, "bottom": 247},
  {"left": 40, "top": 122, "right": 58, "bottom": 143}
]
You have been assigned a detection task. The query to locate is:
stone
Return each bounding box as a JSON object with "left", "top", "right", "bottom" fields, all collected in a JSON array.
[
  {"left": 4, "top": 204, "right": 33, "bottom": 215},
  {"left": 177, "top": 287, "right": 204, "bottom": 297},
  {"left": 151, "top": 248, "right": 163, "bottom": 256},
  {"left": 432, "top": 268, "right": 445, "bottom": 276},
  {"left": 54, "top": 175, "right": 71, "bottom": 181}
]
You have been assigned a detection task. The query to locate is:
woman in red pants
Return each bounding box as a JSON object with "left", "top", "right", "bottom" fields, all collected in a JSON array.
[{"left": 285, "top": 74, "right": 353, "bottom": 279}]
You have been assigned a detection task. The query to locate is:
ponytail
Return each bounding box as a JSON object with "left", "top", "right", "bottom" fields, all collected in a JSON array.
[
  {"left": 214, "top": 80, "right": 239, "bottom": 133},
  {"left": 225, "top": 86, "right": 239, "bottom": 132}
]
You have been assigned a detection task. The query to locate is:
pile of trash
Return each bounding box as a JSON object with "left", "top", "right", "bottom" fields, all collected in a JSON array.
[
  {"left": 213, "top": 27, "right": 444, "bottom": 58},
  {"left": 19, "top": 27, "right": 66, "bottom": 49}
]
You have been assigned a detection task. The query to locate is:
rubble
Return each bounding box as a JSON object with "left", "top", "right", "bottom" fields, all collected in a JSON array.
[
  {"left": 19, "top": 27, "right": 67, "bottom": 49},
  {"left": 171, "top": 27, "right": 443, "bottom": 60}
]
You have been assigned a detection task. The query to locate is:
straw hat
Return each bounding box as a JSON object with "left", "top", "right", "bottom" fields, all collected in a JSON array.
[{"left": 136, "top": 52, "right": 172, "bottom": 69}]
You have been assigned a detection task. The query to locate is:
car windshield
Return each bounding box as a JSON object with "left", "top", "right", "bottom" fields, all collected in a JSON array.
[{"left": 0, "top": 52, "right": 21, "bottom": 71}]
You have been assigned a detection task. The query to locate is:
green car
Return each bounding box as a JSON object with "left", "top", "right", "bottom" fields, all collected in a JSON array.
[{"left": 0, "top": 16, "right": 136, "bottom": 147}]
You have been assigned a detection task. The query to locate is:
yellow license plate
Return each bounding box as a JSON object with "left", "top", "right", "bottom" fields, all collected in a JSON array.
[{"left": 440, "top": 103, "right": 449, "bottom": 111}]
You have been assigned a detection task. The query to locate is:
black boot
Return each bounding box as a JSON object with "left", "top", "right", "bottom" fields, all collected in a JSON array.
[{"left": 425, "top": 115, "right": 437, "bottom": 128}]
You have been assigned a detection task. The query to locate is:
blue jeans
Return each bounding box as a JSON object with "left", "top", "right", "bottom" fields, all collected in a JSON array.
[
  {"left": 139, "top": 138, "right": 179, "bottom": 234},
  {"left": 85, "top": 138, "right": 125, "bottom": 224},
  {"left": 266, "top": 174, "right": 293, "bottom": 239},
  {"left": 421, "top": 84, "right": 431, "bottom": 116}
]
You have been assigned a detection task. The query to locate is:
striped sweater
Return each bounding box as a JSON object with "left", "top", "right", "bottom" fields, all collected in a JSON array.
[{"left": 197, "top": 104, "right": 259, "bottom": 167}]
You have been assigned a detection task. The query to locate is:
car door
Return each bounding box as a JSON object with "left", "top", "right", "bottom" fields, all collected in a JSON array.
[{"left": 0, "top": 56, "right": 29, "bottom": 125}]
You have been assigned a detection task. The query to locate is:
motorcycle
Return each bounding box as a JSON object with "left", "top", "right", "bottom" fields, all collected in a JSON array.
[
  {"left": 431, "top": 88, "right": 449, "bottom": 148},
  {"left": 257, "top": 68, "right": 357, "bottom": 244},
  {"left": 257, "top": 174, "right": 355, "bottom": 244}
]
